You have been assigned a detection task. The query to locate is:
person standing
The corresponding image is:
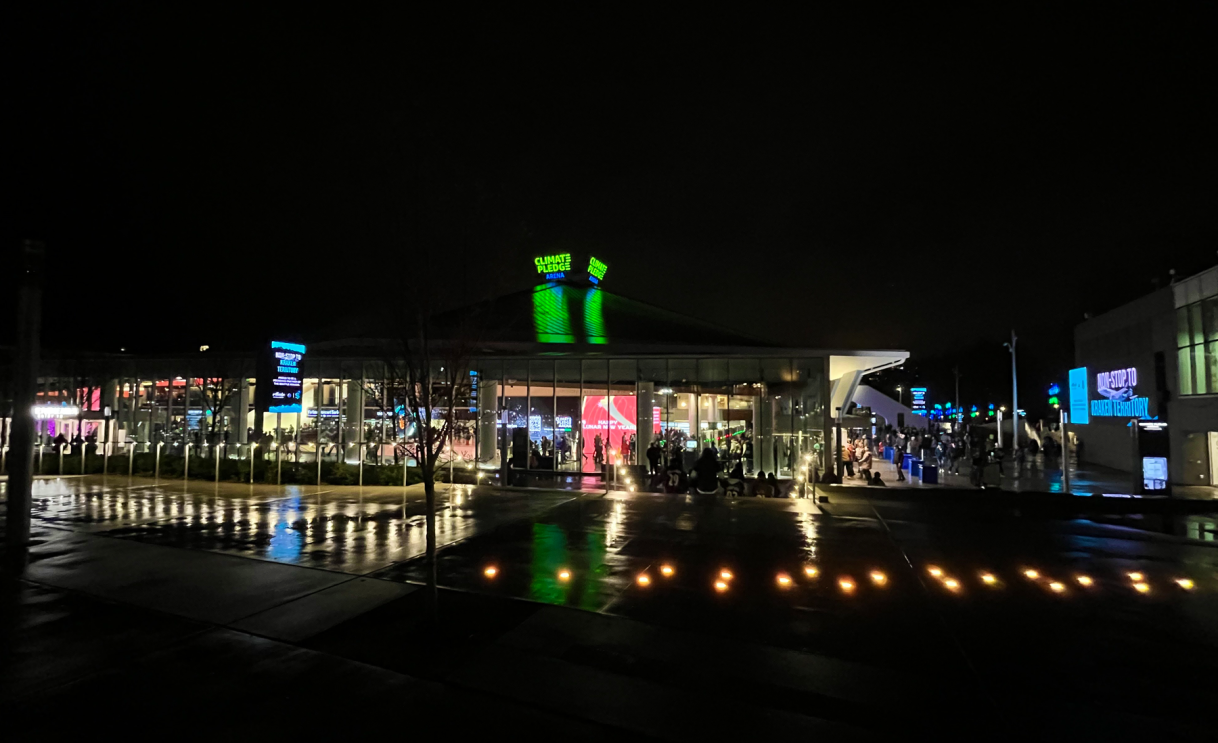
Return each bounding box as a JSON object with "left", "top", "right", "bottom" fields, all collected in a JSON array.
[
  {"left": 894, "top": 440, "right": 906, "bottom": 482},
  {"left": 646, "top": 440, "right": 662, "bottom": 475}
]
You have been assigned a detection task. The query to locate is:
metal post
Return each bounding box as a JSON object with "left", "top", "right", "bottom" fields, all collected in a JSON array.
[
  {"left": 997, "top": 409, "right": 1003, "bottom": 448},
  {"left": 1061, "top": 410, "right": 1070, "bottom": 494},
  {"left": 215, "top": 443, "right": 221, "bottom": 483},
  {"left": 358, "top": 370, "right": 366, "bottom": 487},
  {"left": 79, "top": 440, "right": 85, "bottom": 475},
  {"left": 38, "top": 440, "right": 44, "bottom": 475},
  {"left": 58, "top": 444, "right": 64, "bottom": 475},
  {"left": 1006, "top": 330, "right": 1019, "bottom": 450},
  {"left": 4, "top": 239, "right": 42, "bottom": 571},
  {"left": 276, "top": 412, "right": 282, "bottom": 485},
  {"left": 155, "top": 442, "right": 163, "bottom": 480},
  {"left": 184, "top": 443, "right": 191, "bottom": 483},
  {"left": 128, "top": 441, "right": 134, "bottom": 477},
  {"left": 249, "top": 443, "right": 256, "bottom": 484}
]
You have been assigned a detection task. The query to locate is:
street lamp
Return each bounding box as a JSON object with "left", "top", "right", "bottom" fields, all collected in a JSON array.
[{"left": 896, "top": 386, "right": 903, "bottom": 406}]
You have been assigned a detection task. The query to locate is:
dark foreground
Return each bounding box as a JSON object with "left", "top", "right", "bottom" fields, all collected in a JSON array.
[{"left": 2, "top": 476, "right": 1215, "bottom": 740}]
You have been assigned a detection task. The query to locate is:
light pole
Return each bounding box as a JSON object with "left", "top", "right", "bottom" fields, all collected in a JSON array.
[
  {"left": 1004, "top": 331, "right": 1019, "bottom": 451},
  {"left": 896, "top": 386, "right": 903, "bottom": 406},
  {"left": 155, "top": 441, "right": 164, "bottom": 480}
]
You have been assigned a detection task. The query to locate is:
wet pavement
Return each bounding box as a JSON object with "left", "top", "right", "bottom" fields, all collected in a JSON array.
[{"left": 3, "top": 475, "right": 1217, "bottom": 738}]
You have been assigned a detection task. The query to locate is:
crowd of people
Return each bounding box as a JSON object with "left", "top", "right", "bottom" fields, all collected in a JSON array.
[{"left": 833, "top": 423, "right": 1074, "bottom": 488}]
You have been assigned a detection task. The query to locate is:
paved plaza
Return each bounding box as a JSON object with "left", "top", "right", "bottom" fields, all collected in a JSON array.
[{"left": 2, "top": 475, "right": 1217, "bottom": 739}]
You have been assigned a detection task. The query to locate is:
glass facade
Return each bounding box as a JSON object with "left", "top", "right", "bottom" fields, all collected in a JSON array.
[
  {"left": 1177, "top": 297, "right": 1218, "bottom": 396},
  {"left": 473, "top": 356, "right": 828, "bottom": 477}
]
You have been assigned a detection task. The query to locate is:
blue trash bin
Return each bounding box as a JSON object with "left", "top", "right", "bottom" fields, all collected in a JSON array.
[
  {"left": 901, "top": 454, "right": 913, "bottom": 470},
  {"left": 884, "top": 448, "right": 894, "bottom": 462},
  {"left": 910, "top": 458, "right": 922, "bottom": 478},
  {"left": 921, "top": 462, "right": 938, "bottom": 484}
]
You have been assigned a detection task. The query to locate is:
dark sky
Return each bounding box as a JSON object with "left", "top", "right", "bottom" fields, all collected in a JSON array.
[{"left": 8, "top": 6, "right": 1217, "bottom": 413}]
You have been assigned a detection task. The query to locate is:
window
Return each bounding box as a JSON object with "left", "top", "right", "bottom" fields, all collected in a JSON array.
[{"left": 1178, "top": 301, "right": 1217, "bottom": 395}]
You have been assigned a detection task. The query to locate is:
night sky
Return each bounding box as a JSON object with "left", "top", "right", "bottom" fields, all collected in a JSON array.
[{"left": 8, "top": 7, "right": 1217, "bottom": 415}]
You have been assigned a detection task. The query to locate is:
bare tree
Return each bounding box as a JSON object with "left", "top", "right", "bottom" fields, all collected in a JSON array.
[{"left": 382, "top": 315, "right": 475, "bottom": 623}]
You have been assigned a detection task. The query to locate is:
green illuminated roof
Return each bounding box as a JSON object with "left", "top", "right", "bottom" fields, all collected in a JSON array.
[{"left": 429, "top": 282, "right": 774, "bottom": 353}]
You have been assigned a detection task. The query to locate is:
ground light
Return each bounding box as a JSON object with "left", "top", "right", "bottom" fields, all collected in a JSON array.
[
  {"left": 1133, "top": 582, "right": 1150, "bottom": 593},
  {"left": 1175, "top": 578, "right": 1195, "bottom": 590},
  {"left": 720, "top": 569, "right": 733, "bottom": 581},
  {"left": 558, "top": 569, "right": 571, "bottom": 581},
  {"left": 714, "top": 580, "right": 729, "bottom": 593},
  {"left": 660, "top": 564, "right": 674, "bottom": 577},
  {"left": 870, "top": 571, "right": 887, "bottom": 585},
  {"left": 484, "top": 566, "right": 497, "bottom": 578},
  {"left": 804, "top": 566, "right": 818, "bottom": 578},
  {"left": 943, "top": 578, "right": 960, "bottom": 591},
  {"left": 980, "top": 573, "right": 998, "bottom": 585},
  {"left": 928, "top": 566, "right": 943, "bottom": 578},
  {"left": 1128, "top": 572, "right": 1144, "bottom": 582},
  {"left": 838, "top": 577, "right": 855, "bottom": 593},
  {"left": 1076, "top": 575, "right": 1093, "bottom": 586},
  {"left": 1049, "top": 581, "right": 1066, "bottom": 593},
  {"left": 776, "top": 573, "right": 792, "bottom": 587},
  {"left": 1023, "top": 569, "right": 1039, "bottom": 580},
  {"left": 637, "top": 574, "right": 651, "bottom": 587}
]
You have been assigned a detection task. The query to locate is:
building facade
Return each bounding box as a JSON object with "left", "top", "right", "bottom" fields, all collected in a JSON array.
[{"left": 1072, "top": 265, "right": 1218, "bottom": 490}]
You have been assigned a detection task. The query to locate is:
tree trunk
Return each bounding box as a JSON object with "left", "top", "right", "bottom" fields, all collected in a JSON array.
[{"left": 423, "top": 466, "right": 438, "bottom": 625}]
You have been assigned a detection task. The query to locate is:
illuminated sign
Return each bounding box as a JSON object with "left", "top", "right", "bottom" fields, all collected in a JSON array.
[
  {"left": 910, "top": 387, "right": 927, "bottom": 413},
  {"left": 307, "top": 409, "right": 341, "bottom": 418},
  {"left": 1090, "top": 366, "right": 1148, "bottom": 418},
  {"left": 534, "top": 253, "right": 571, "bottom": 280},
  {"left": 1142, "top": 456, "right": 1168, "bottom": 491},
  {"left": 269, "top": 340, "right": 306, "bottom": 414},
  {"left": 32, "top": 404, "right": 80, "bottom": 419},
  {"left": 1068, "top": 367, "right": 1090, "bottom": 424},
  {"left": 587, "top": 256, "right": 608, "bottom": 284},
  {"left": 556, "top": 415, "right": 573, "bottom": 430}
]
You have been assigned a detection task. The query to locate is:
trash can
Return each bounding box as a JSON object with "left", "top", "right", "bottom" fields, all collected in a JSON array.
[
  {"left": 921, "top": 462, "right": 938, "bottom": 484},
  {"left": 901, "top": 454, "right": 913, "bottom": 470},
  {"left": 910, "top": 458, "right": 922, "bottom": 478},
  {"left": 884, "top": 447, "right": 894, "bottom": 462}
]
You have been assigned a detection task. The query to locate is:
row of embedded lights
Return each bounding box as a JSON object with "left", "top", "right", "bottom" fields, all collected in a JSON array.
[
  {"left": 481, "top": 562, "right": 883, "bottom": 594},
  {"left": 927, "top": 565, "right": 1196, "bottom": 594}
]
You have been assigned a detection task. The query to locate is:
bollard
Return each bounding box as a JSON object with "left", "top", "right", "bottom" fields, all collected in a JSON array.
[
  {"left": 103, "top": 441, "right": 109, "bottom": 477},
  {"left": 58, "top": 444, "right": 64, "bottom": 475},
  {"left": 358, "top": 441, "right": 364, "bottom": 487},
  {"left": 249, "top": 443, "right": 257, "bottom": 484},
  {"left": 215, "top": 444, "right": 221, "bottom": 484},
  {"left": 316, "top": 444, "right": 323, "bottom": 486},
  {"left": 155, "top": 442, "right": 163, "bottom": 480},
  {"left": 276, "top": 443, "right": 282, "bottom": 485},
  {"left": 38, "top": 442, "right": 44, "bottom": 475},
  {"left": 184, "top": 443, "right": 191, "bottom": 484},
  {"left": 128, "top": 443, "right": 134, "bottom": 477},
  {"left": 80, "top": 444, "right": 85, "bottom": 476}
]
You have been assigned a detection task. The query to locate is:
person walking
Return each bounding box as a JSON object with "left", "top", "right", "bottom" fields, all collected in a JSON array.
[
  {"left": 646, "top": 440, "right": 662, "bottom": 475},
  {"left": 842, "top": 441, "right": 855, "bottom": 479},
  {"left": 893, "top": 440, "right": 906, "bottom": 482}
]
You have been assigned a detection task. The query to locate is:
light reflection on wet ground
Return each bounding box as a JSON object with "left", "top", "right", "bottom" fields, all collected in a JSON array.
[
  {"left": 2, "top": 477, "right": 574, "bottom": 574},
  {"left": 4, "top": 475, "right": 1218, "bottom": 720}
]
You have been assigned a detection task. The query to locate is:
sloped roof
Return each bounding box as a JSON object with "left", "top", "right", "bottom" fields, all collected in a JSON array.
[{"left": 425, "top": 282, "right": 776, "bottom": 352}]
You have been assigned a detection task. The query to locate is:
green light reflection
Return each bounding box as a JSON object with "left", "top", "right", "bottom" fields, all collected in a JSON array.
[
  {"left": 532, "top": 284, "right": 575, "bottom": 343},
  {"left": 528, "top": 523, "right": 571, "bottom": 604}
]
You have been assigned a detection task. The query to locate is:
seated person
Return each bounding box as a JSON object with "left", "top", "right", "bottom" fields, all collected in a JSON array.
[
  {"left": 724, "top": 463, "right": 746, "bottom": 497},
  {"left": 752, "top": 471, "right": 773, "bottom": 498}
]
